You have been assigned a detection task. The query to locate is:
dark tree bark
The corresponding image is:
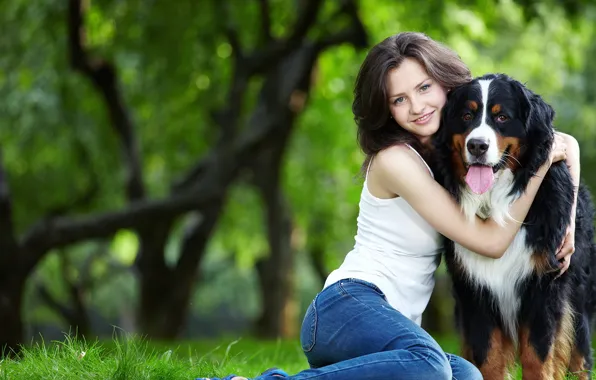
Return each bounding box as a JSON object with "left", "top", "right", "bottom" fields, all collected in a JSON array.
[
  {"left": 252, "top": 121, "right": 296, "bottom": 339},
  {"left": 0, "top": 270, "right": 25, "bottom": 355},
  {"left": 249, "top": 0, "right": 367, "bottom": 337},
  {"left": 0, "top": 148, "right": 26, "bottom": 354},
  {"left": 309, "top": 245, "right": 328, "bottom": 287}
]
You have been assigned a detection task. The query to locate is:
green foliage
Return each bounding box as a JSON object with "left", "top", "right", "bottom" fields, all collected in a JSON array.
[
  {"left": 3, "top": 0, "right": 596, "bottom": 336},
  {"left": 23, "top": 241, "right": 136, "bottom": 326}
]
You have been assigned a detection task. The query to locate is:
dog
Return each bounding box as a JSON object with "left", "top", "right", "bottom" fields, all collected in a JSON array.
[{"left": 432, "top": 73, "right": 596, "bottom": 380}]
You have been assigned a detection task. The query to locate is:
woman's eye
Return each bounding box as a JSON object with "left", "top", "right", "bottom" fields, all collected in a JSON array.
[
  {"left": 496, "top": 114, "right": 509, "bottom": 122},
  {"left": 394, "top": 97, "right": 405, "bottom": 105},
  {"left": 462, "top": 113, "right": 473, "bottom": 121},
  {"left": 420, "top": 84, "right": 430, "bottom": 91}
]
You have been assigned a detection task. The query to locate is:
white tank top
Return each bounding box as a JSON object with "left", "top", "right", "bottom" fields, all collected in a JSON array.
[{"left": 324, "top": 144, "right": 441, "bottom": 325}]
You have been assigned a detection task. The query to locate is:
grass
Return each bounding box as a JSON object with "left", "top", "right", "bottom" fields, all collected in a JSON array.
[
  {"left": 0, "top": 333, "right": 593, "bottom": 379},
  {"left": 0, "top": 333, "right": 308, "bottom": 380}
]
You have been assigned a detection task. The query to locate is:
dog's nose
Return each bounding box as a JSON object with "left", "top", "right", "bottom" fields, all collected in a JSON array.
[{"left": 467, "top": 138, "right": 489, "bottom": 157}]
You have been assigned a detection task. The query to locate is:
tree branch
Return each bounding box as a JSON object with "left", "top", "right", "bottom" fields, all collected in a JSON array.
[
  {"left": 247, "top": 0, "right": 323, "bottom": 74},
  {"left": 0, "top": 150, "right": 17, "bottom": 257},
  {"left": 21, "top": 89, "right": 293, "bottom": 272},
  {"left": 259, "top": 0, "right": 272, "bottom": 43},
  {"left": 316, "top": 0, "right": 367, "bottom": 50},
  {"left": 175, "top": 200, "right": 224, "bottom": 276},
  {"left": 175, "top": 0, "right": 326, "bottom": 192},
  {"left": 37, "top": 283, "right": 73, "bottom": 323},
  {"left": 35, "top": 253, "right": 90, "bottom": 336},
  {"left": 209, "top": 1, "right": 251, "bottom": 142},
  {"left": 68, "top": 0, "right": 145, "bottom": 201},
  {"left": 21, "top": 187, "right": 216, "bottom": 259},
  {"left": 60, "top": 254, "right": 89, "bottom": 332},
  {"left": 213, "top": 0, "right": 243, "bottom": 60}
]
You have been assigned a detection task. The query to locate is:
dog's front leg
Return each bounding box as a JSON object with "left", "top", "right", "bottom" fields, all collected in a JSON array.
[
  {"left": 462, "top": 325, "right": 514, "bottom": 380},
  {"left": 456, "top": 294, "right": 515, "bottom": 380},
  {"left": 519, "top": 320, "right": 558, "bottom": 380}
]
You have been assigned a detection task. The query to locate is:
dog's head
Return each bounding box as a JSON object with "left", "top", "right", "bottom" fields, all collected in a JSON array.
[{"left": 436, "top": 74, "right": 555, "bottom": 195}]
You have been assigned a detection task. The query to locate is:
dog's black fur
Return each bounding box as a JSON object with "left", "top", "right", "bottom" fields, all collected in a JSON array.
[{"left": 432, "top": 73, "right": 596, "bottom": 379}]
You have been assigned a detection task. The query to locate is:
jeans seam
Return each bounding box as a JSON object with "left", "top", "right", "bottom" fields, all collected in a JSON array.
[
  {"left": 302, "top": 293, "right": 319, "bottom": 353},
  {"left": 342, "top": 278, "right": 386, "bottom": 297},
  {"left": 448, "top": 355, "right": 457, "bottom": 380},
  {"left": 337, "top": 281, "right": 432, "bottom": 362},
  {"left": 298, "top": 357, "right": 438, "bottom": 379}
]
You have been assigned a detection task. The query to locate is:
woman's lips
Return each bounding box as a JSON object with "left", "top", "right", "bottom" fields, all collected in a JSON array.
[{"left": 412, "top": 110, "right": 435, "bottom": 125}]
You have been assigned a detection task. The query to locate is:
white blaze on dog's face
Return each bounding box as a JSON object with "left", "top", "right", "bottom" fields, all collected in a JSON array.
[{"left": 463, "top": 80, "right": 501, "bottom": 194}]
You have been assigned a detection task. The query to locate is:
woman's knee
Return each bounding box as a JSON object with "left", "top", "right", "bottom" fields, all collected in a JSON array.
[
  {"left": 424, "top": 349, "right": 452, "bottom": 380},
  {"left": 446, "top": 353, "right": 483, "bottom": 380},
  {"left": 458, "top": 360, "right": 482, "bottom": 380},
  {"left": 467, "top": 365, "right": 483, "bottom": 380}
]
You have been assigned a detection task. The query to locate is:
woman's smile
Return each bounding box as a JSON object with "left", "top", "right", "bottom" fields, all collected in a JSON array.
[{"left": 412, "top": 110, "right": 435, "bottom": 125}]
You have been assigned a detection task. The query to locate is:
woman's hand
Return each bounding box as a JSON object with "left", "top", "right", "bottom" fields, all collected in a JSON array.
[
  {"left": 556, "top": 222, "right": 575, "bottom": 278},
  {"left": 549, "top": 133, "right": 568, "bottom": 165}
]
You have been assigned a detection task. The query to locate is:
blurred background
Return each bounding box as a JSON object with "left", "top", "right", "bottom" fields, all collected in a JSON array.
[{"left": 1, "top": 0, "right": 596, "bottom": 353}]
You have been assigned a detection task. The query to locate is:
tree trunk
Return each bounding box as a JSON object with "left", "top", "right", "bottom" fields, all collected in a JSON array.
[
  {"left": 0, "top": 268, "right": 25, "bottom": 355},
  {"left": 137, "top": 200, "right": 224, "bottom": 338},
  {"left": 255, "top": 181, "right": 295, "bottom": 338},
  {"left": 136, "top": 222, "right": 175, "bottom": 337},
  {"left": 138, "top": 271, "right": 196, "bottom": 338}
]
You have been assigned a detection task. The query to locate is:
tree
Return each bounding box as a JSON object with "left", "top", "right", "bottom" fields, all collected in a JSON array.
[{"left": 0, "top": 0, "right": 367, "bottom": 352}]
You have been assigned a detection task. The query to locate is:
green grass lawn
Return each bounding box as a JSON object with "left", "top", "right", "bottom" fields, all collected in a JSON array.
[{"left": 0, "top": 334, "right": 593, "bottom": 379}]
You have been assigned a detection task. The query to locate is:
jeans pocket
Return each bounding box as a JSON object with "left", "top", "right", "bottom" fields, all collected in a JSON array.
[{"left": 300, "top": 296, "right": 318, "bottom": 352}]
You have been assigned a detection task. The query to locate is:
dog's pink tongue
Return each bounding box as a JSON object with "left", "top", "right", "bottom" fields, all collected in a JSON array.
[{"left": 465, "top": 166, "right": 494, "bottom": 194}]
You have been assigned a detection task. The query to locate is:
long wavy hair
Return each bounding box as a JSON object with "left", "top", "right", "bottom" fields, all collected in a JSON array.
[{"left": 352, "top": 32, "right": 473, "bottom": 174}]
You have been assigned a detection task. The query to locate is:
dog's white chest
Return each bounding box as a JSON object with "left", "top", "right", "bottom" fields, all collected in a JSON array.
[
  {"left": 454, "top": 171, "right": 533, "bottom": 336},
  {"left": 454, "top": 231, "right": 533, "bottom": 337}
]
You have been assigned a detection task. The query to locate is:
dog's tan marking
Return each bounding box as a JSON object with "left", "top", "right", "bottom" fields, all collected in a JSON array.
[
  {"left": 467, "top": 100, "right": 478, "bottom": 111},
  {"left": 569, "top": 345, "right": 589, "bottom": 379},
  {"left": 495, "top": 135, "right": 522, "bottom": 171},
  {"left": 468, "top": 328, "right": 515, "bottom": 380},
  {"left": 451, "top": 133, "right": 468, "bottom": 180},
  {"left": 519, "top": 326, "right": 555, "bottom": 380},
  {"left": 492, "top": 104, "right": 502, "bottom": 114},
  {"left": 552, "top": 302, "right": 575, "bottom": 379},
  {"left": 531, "top": 252, "right": 557, "bottom": 275}
]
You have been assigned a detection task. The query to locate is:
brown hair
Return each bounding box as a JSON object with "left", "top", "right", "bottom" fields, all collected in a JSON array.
[{"left": 352, "top": 32, "right": 472, "bottom": 174}]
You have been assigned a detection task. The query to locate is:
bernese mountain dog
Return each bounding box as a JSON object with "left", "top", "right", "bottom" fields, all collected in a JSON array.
[{"left": 433, "top": 73, "right": 596, "bottom": 379}]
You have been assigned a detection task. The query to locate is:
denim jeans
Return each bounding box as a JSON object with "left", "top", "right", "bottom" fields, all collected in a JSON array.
[{"left": 257, "top": 278, "right": 482, "bottom": 380}]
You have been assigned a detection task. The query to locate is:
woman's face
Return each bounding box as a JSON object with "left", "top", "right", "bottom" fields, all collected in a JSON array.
[{"left": 386, "top": 58, "right": 448, "bottom": 144}]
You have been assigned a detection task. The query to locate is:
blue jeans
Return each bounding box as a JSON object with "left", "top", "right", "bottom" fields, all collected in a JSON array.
[{"left": 258, "top": 278, "right": 482, "bottom": 380}]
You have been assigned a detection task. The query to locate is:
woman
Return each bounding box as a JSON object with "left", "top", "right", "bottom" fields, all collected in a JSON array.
[{"left": 198, "top": 32, "right": 579, "bottom": 380}]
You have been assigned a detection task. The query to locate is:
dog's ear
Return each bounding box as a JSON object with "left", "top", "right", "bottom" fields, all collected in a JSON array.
[
  {"left": 441, "top": 85, "right": 466, "bottom": 126},
  {"left": 511, "top": 79, "right": 555, "bottom": 179},
  {"left": 512, "top": 80, "right": 555, "bottom": 134},
  {"left": 435, "top": 85, "right": 464, "bottom": 150}
]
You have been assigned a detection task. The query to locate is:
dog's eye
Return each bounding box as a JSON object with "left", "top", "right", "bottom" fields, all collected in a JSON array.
[
  {"left": 462, "top": 113, "right": 473, "bottom": 121},
  {"left": 496, "top": 114, "right": 509, "bottom": 123}
]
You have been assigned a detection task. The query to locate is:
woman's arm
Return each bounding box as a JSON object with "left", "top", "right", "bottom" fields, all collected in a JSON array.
[
  {"left": 559, "top": 132, "right": 580, "bottom": 220},
  {"left": 373, "top": 140, "right": 566, "bottom": 259},
  {"left": 555, "top": 131, "right": 580, "bottom": 274}
]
